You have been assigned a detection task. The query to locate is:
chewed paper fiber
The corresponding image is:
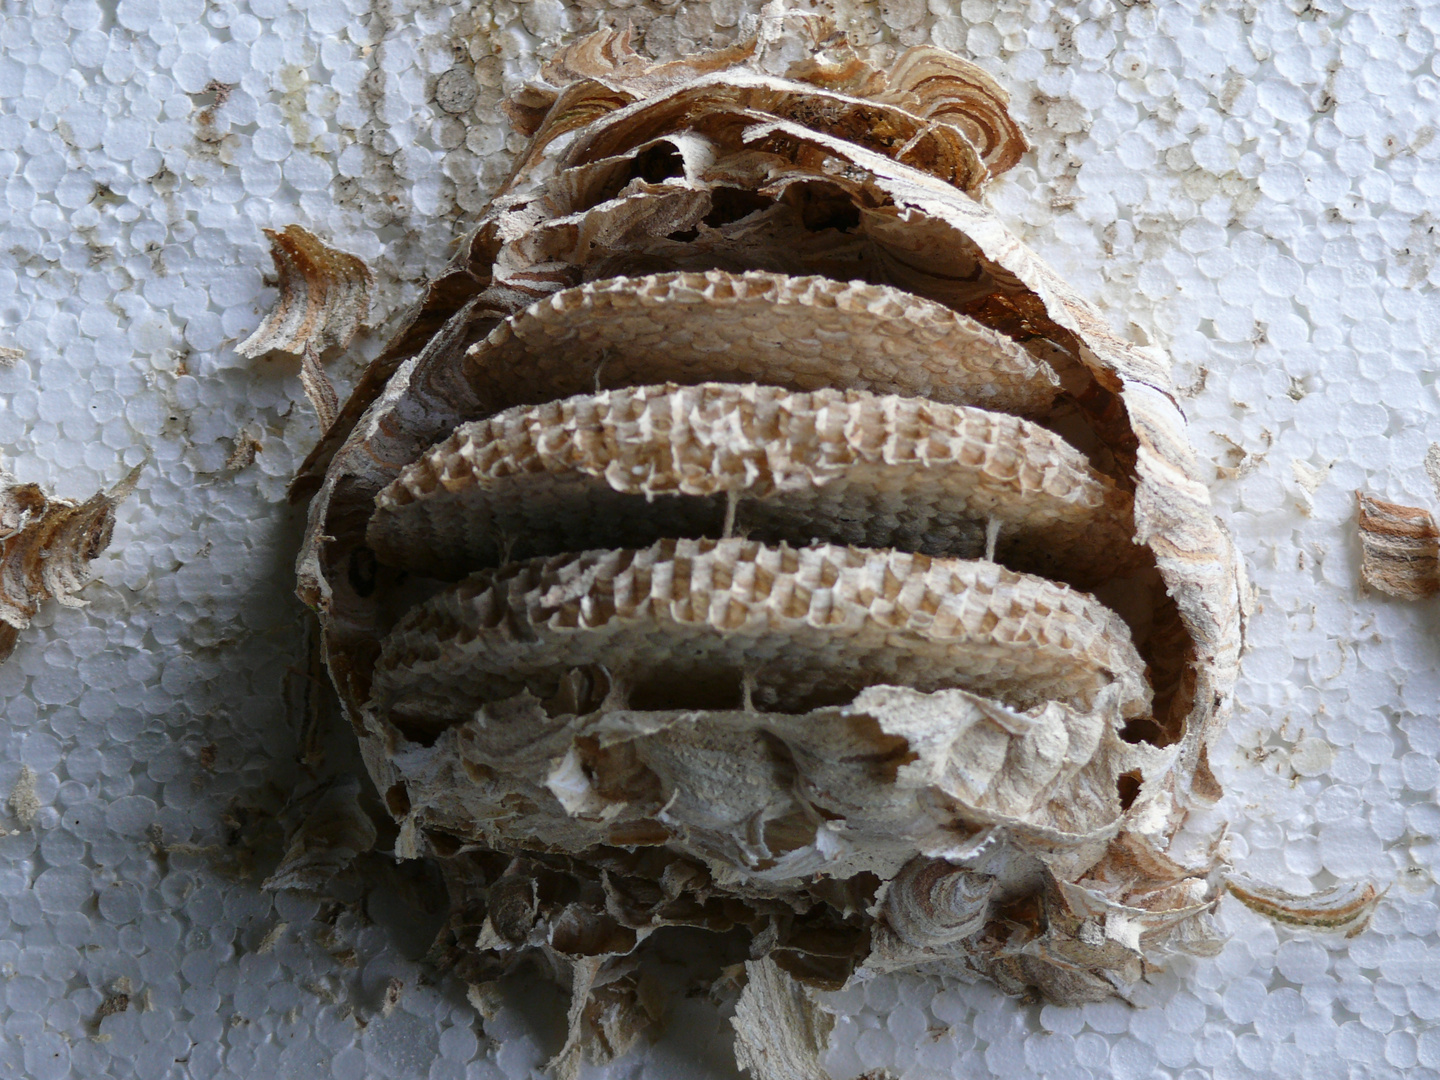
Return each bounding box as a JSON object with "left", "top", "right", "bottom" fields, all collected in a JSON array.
[{"left": 1, "top": 0, "right": 1439, "bottom": 1079}]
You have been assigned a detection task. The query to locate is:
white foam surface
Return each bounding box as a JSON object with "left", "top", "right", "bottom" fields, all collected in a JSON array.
[{"left": 3, "top": 0, "right": 1439, "bottom": 1077}]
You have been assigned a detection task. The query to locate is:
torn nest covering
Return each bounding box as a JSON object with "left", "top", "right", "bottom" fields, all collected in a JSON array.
[{"left": 290, "top": 21, "right": 1247, "bottom": 1076}]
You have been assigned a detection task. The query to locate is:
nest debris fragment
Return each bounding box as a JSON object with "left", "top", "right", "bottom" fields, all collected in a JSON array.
[
  {"left": 238, "top": 224, "right": 374, "bottom": 432},
  {"left": 0, "top": 466, "right": 139, "bottom": 664},
  {"left": 290, "top": 21, "right": 1248, "bottom": 1077},
  {"left": 1355, "top": 490, "right": 1440, "bottom": 600},
  {"left": 237, "top": 224, "right": 374, "bottom": 361}
]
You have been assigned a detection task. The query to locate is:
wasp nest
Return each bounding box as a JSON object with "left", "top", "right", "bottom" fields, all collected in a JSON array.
[{"left": 294, "top": 25, "right": 1245, "bottom": 1073}]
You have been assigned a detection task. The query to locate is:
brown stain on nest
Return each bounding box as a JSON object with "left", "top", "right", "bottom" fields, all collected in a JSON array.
[
  {"left": 279, "top": 64, "right": 333, "bottom": 153},
  {"left": 193, "top": 80, "right": 240, "bottom": 162}
]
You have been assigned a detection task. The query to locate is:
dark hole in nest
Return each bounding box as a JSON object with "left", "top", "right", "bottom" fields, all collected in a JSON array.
[
  {"left": 1120, "top": 716, "right": 1167, "bottom": 745},
  {"left": 348, "top": 546, "right": 379, "bottom": 598},
  {"left": 782, "top": 180, "right": 863, "bottom": 233},
  {"left": 389, "top": 714, "right": 445, "bottom": 748},
  {"left": 1117, "top": 769, "right": 1143, "bottom": 811},
  {"left": 1129, "top": 593, "right": 1194, "bottom": 749},
  {"left": 702, "top": 187, "right": 772, "bottom": 228},
  {"left": 627, "top": 668, "right": 746, "bottom": 712},
  {"left": 664, "top": 187, "right": 772, "bottom": 243},
  {"left": 631, "top": 142, "right": 686, "bottom": 184},
  {"left": 424, "top": 829, "right": 464, "bottom": 857},
  {"left": 385, "top": 782, "right": 411, "bottom": 817}
]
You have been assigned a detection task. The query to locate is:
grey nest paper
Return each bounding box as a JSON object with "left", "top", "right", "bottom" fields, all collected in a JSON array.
[{"left": 290, "top": 21, "right": 1246, "bottom": 1078}]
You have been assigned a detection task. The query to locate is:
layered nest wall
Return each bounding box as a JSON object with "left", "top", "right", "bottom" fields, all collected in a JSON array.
[{"left": 291, "top": 21, "right": 1246, "bottom": 1076}]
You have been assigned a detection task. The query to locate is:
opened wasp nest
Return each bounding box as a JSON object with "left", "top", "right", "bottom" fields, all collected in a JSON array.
[{"left": 292, "top": 23, "right": 1246, "bottom": 1074}]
